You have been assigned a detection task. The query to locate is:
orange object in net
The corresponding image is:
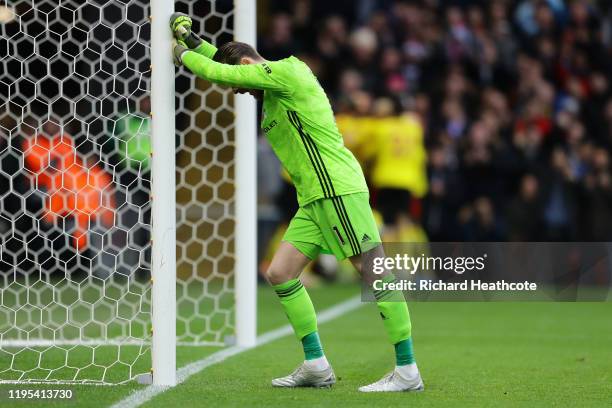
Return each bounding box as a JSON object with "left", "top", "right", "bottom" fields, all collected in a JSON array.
[{"left": 23, "top": 133, "right": 115, "bottom": 251}]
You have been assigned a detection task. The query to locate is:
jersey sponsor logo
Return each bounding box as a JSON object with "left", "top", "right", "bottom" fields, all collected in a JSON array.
[
  {"left": 261, "top": 63, "right": 272, "bottom": 74},
  {"left": 362, "top": 233, "right": 371, "bottom": 243},
  {"left": 263, "top": 119, "right": 277, "bottom": 134}
]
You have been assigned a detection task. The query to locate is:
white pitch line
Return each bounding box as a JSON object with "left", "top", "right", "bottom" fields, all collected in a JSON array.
[{"left": 111, "top": 295, "right": 364, "bottom": 408}]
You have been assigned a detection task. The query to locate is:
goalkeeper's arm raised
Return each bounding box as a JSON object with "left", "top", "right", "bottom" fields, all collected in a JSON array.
[
  {"left": 170, "top": 13, "right": 288, "bottom": 92},
  {"left": 179, "top": 51, "right": 288, "bottom": 92}
]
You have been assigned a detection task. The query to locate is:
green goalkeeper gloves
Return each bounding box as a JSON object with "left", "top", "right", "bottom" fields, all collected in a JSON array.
[
  {"left": 172, "top": 38, "right": 188, "bottom": 66},
  {"left": 169, "top": 12, "right": 191, "bottom": 40},
  {"left": 169, "top": 12, "right": 204, "bottom": 49}
]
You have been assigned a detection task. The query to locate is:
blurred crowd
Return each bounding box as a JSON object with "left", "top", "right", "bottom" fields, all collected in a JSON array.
[{"left": 259, "top": 0, "right": 612, "bottom": 242}]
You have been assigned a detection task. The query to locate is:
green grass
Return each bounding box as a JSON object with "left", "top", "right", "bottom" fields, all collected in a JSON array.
[{"left": 2, "top": 283, "right": 612, "bottom": 407}]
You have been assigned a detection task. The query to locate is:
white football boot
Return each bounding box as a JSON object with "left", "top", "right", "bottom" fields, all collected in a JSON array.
[
  {"left": 271, "top": 362, "right": 336, "bottom": 388},
  {"left": 358, "top": 366, "right": 424, "bottom": 392}
]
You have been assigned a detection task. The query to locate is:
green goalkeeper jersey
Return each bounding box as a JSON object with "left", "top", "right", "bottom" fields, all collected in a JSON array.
[{"left": 182, "top": 43, "right": 368, "bottom": 206}]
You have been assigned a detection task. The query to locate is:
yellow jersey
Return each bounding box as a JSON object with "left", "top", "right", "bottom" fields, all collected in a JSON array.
[{"left": 367, "top": 114, "right": 428, "bottom": 197}]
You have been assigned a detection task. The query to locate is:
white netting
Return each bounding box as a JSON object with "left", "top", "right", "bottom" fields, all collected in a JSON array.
[
  {"left": 174, "top": 0, "right": 235, "bottom": 347},
  {"left": 0, "top": 0, "right": 236, "bottom": 384}
]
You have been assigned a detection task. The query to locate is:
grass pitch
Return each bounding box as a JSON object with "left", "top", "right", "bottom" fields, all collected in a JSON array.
[{"left": 1, "top": 283, "right": 611, "bottom": 407}]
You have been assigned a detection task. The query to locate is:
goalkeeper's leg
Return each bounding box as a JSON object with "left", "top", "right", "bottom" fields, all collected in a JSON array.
[
  {"left": 315, "top": 192, "right": 422, "bottom": 392},
  {"left": 352, "top": 244, "right": 424, "bottom": 392},
  {"left": 265, "top": 241, "right": 335, "bottom": 388}
]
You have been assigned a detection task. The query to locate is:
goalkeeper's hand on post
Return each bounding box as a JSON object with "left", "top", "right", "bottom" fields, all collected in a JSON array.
[
  {"left": 169, "top": 12, "right": 204, "bottom": 49},
  {"left": 172, "top": 38, "right": 188, "bottom": 67}
]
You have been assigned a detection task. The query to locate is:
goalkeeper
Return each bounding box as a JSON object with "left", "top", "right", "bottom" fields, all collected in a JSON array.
[{"left": 170, "top": 14, "right": 424, "bottom": 393}]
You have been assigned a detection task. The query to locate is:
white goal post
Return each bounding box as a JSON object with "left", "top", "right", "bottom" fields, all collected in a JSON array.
[
  {"left": 151, "top": 0, "right": 258, "bottom": 385},
  {"left": 150, "top": 0, "right": 176, "bottom": 387},
  {"left": 233, "top": 0, "right": 257, "bottom": 349},
  {"left": 0, "top": 0, "right": 257, "bottom": 386}
]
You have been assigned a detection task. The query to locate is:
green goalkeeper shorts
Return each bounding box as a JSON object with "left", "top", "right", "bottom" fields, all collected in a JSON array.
[{"left": 283, "top": 192, "right": 381, "bottom": 260}]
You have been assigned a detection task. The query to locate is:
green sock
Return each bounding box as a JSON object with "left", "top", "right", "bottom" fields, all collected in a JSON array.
[
  {"left": 273, "top": 279, "right": 323, "bottom": 359},
  {"left": 301, "top": 331, "right": 324, "bottom": 360},
  {"left": 395, "top": 337, "right": 415, "bottom": 365},
  {"left": 374, "top": 275, "right": 414, "bottom": 363}
]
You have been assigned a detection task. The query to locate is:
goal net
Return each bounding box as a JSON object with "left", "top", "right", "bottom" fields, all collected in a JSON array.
[{"left": 0, "top": 0, "right": 251, "bottom": 384}]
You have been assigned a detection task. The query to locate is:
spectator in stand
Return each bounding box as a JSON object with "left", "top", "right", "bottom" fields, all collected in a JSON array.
[
  {"left": 259, "top": 13, "right": 302, "bottom": 61},
  {"left": 422, "top": 144, "right": 465, "bottom": 241},
  {"left": 459, "top": 196, "right": 504, "bottom": 241},
  {"left": 506, "top": 174, "right": 544, "bottom": 241},
  {"left": 579, "top": 147, "right": 612, "bottom": 241},
  {"left": 539, "top": 147, "right": 577, "bottom": 240}
]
